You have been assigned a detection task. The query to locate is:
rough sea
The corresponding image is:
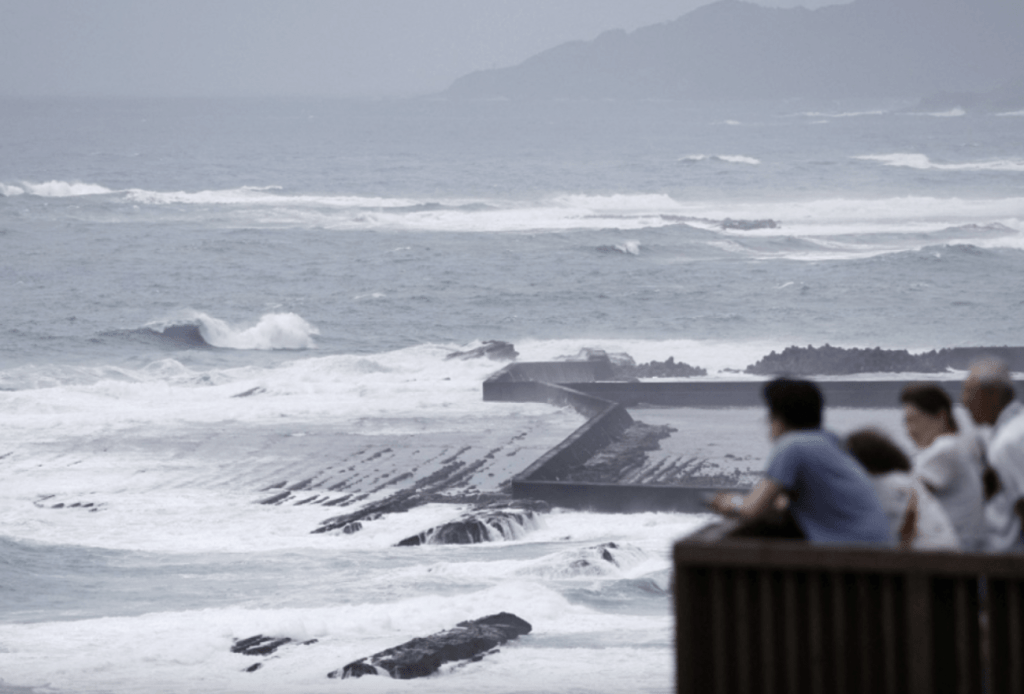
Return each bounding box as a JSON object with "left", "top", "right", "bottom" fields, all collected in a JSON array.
[{"left": 2, "top": 97, "right": 1023, "bottom": 693}]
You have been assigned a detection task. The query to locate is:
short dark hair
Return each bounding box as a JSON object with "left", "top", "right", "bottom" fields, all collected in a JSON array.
[
  {"left": 845, "top": 429, "right": 912, "bottom": 474},
  {"left": 900, "top": 382, "right": 958, "bottom": 433},
  {"left": 763, "top": 378, "right": 823, "bottom": 429}
]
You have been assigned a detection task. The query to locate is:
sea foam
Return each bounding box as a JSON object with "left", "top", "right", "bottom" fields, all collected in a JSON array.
[
  {"left": 678, "top": 154, "right": 761, "bottom": 165},
  {"left": 146, "top": 311, "right": 320, "bottom": 351},
  {"left": 12, "top": 180, "right": 114, "bottom": 197},
  {"left": 855, "top": 153, "right": 1024, "bottom": 173}
]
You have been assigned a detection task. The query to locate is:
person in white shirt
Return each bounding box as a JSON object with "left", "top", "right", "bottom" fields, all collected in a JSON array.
[
  {"left": 961, "top": 359, "right": 1024, "bottom": 553},
  {"left": 901, "top": 383, "right": 986, "bottom": 551},
  {"left": 846, "top": 429, "right": 960, "bottom": 551}
]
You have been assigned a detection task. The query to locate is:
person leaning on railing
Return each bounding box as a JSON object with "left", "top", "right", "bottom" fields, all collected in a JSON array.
[
  {"left": 961, "top": 359, "right": 1024, "bottom": 553},
  {"left": 710, "top": 377, "right": 893, "bottom": 545}
]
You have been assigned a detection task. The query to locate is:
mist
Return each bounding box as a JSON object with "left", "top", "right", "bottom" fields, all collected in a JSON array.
[{"left": 0, "top": 0, "right": 841, "bottom": 98}]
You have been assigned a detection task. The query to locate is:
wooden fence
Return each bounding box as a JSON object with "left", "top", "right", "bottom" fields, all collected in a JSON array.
[{"left": 675, "top": 522, "right": 1024, "bottom": 694}]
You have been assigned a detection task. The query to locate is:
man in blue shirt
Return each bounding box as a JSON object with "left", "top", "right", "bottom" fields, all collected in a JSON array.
[{"left": 711, "top": 378, "right": 893, "bottom": 545}]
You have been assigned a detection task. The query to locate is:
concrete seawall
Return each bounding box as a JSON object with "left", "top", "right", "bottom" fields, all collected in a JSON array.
[{"left": 486, "top": 362, "right": 1024, "bottom": 514}]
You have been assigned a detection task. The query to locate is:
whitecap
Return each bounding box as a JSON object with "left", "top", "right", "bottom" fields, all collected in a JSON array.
[
  {"left": 679, "top": 154, "right": 760, "bottom": 165},
  {"left": 19, "top": 180, "right": 113, "bottom": 197},
  {"left": 613, "top": 240, "right": 641, "bottom": 255},
  {"left": 911, "top": 107, "right": 966, "bottom": 118},
  {"left": 854, "top": 153, "right": 1024, "bottom": 173},
  {"left": 0, "top": 183, "right": 25, "bottom": 197},
  {"left": 189, "top": 311, "right": 319, "bottom": 351}
]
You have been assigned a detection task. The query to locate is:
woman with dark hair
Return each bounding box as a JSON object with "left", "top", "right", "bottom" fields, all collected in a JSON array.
[
  {"left": 901, "top": 383, "right": 986, "bottom": 551},
  {"left": 846, "top": 429, "right": 960, "bottom": 551}
]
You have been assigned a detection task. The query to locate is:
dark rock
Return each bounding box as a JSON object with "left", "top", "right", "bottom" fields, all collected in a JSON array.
[
  {"left": 446, "top": 341, "right": 518, "bottom": 362},
  {"left": 232, "top": 386, "right": 266, "bottom": 398},
  {"left": 231, "top": 635, "right": 292, "bottom": 656},
  {"left": 245, "top": 663, "right": 262, "bottom": 673},
  {"left": 720, "top": 218, "right": 779, "bottom": 231},
  {"left": 258, "top": 491, "right": 291, "bottom": 505},
  {"left": 745, "top": 344, "right": 1024, "bottom": 376},
  {"left": 329, "top": 612, "right": 532, "bottom": 680},
  {"left": 396, "top": 502, "right": 546, "bottom": 547},
  {"left": 611, "top": 355, "right": 707, "bottom": 379}
]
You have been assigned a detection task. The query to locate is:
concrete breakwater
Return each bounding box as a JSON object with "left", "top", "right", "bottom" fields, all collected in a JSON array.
[{"left": 485, "top": 359, "right": 1024, "bottom": 514}]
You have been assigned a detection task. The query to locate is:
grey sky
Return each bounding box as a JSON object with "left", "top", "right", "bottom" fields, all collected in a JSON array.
[{"left": 0, "top": 0, "right": 841, "bottom": 97}]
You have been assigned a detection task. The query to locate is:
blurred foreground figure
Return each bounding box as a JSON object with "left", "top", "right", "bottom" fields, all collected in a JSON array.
[
  {"left": 962, "top": 359, "right": 1024, "bottom": 552},
  {"left": 846, "top": 429, "right": 960, "bottom": 551},
  {"left": 711, "top": 378, "right": 892, "bottom": 545},
  {"left": 901, "top": 383, "right": 986, "bottom": 551}
]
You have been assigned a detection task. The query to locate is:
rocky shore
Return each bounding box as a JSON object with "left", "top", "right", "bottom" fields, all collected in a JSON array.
[{"left": 745, "top": 345, "right": 1024, "bottom": 376}]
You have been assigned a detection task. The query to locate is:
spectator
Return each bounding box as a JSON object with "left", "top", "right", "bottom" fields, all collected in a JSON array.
[
  {"left": 711, "top": 378, "right": 892, "bottom": 545},
  {"left": 901, "top": 383, "right": 986, "bottom": 551},
  {"left": 962, "top": 359, "right": 1024, "bottom": 552},
  {"left": 846, "top": 429, "right": 960, "bottom": 551}
]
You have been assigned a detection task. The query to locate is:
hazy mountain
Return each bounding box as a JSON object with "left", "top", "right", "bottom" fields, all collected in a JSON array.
[
  {"left": 445, "top": 0, "right": 1024, "bottom": 100},
  {"left": 914, "top": 74, "right": 1024, "bottom": 114}
]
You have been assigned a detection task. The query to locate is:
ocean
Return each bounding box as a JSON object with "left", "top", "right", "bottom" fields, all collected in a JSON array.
[{"left": 1, "top": 96, "right": 1023, "bottom": 693}]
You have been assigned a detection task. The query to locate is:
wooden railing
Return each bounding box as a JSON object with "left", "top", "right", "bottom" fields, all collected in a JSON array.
[{"left": 674, "top": 522, "right": 1024, "bottom": 694}]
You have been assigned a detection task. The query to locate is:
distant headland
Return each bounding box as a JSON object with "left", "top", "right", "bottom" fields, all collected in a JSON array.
[{"left": 445, "top": 0, "right": 1024, "bottom": 101}]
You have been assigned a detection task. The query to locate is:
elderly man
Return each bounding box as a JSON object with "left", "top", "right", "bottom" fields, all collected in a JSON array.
[{"left": 962, "top": 359, "right": 1024, "bottom": 552}]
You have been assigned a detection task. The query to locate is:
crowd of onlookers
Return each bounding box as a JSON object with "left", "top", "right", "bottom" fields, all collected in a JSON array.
[{"left": 712, "top": 359, "right": 1024, "bottom": 552}]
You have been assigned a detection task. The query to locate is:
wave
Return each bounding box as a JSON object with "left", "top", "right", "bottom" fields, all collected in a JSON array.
[
  {"left": 135, "top": 311, "right": 319, "bottom": 351},
  {"left": 124, "top": 186, "right": 420, "bottom": 208},
  {"left": 790, "top": 110, "right": 887, "bottom": 119},
  {"left": 911, "top": 108, "right": 966, "bottom": 118},
  {"left": 678, "top": 154, "right": 760, "bottom": 165},
  {"left": 0, "top": 180, "right": 114, "bottom": 197},
  {"left": 855, "top": 153, "right": 1024, "bottom": 173},
  {"left": 996, "top": 110, "right": 1024, "bottom": 117},
  {"left": 6, "top": 178, "right": 1022, "bottom": 238}
]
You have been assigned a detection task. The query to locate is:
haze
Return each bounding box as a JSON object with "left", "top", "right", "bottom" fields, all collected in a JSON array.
[{"left": 0, "top": 0, "right": 840, "bottom": 98}]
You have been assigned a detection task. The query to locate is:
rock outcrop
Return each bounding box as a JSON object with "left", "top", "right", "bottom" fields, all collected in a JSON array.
[
  {"left": 746, "top": 344, "right": 1024, "bottom": 376},
  {"left": 558, "top": 349, "right": 707, "bottom": 379},
  {"left": 396, "top": 501, "right": 547, "bottom": 547},
  {"left": 231, "top": 634, "right": 319, "bottom": 672},
  {"left": 720, "top": 218, "right": 779, "bottom": 231},
  {"left": 330, "top": 612, "right": 532, "bottom": 680},
  {"left": 446, "top": 341, "right": 518, "bottom": 362},
  {"left": 611, "top": 356, "right": 707, "bottom": 380}
]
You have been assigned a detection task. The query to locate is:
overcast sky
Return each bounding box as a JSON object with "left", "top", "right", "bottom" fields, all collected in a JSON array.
[{"left": 0, "top": 0, "right": 842, "bottom": 98}]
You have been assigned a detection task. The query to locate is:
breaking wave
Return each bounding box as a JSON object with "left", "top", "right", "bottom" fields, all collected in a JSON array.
[
  {"left": 678, "top": 154, "right": 761, "bottom": 165},
  {"left": 134, "top": 312, "right": 319, "bottom": 351},
  {"left": 855, "top": 153, "right": 1024, "bottom": 173},
  {"left": 1, "top": 180, "right": 114, "bottom": 197},
  {"left": 911, "top": 108, "right": 966, "bottom": 118}
]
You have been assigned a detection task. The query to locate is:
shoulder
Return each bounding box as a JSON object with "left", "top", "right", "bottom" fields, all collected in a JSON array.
[{"left": 990, "top": 409, "right": 1024, "bottom": 462}]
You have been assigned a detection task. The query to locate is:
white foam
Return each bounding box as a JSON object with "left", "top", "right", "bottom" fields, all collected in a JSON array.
[
  {"left": 911, "top": 108, "right": 966, "bottom": 118},
  {"left": 613, "top": 240, "right": 641, "bottom": 255},
  {"left": 18, "top": 180, "right": 113, "bottom": 197},
  {"left": 0, "top": 183, "right": 25, "bottom": 197},
  {"left": 791, "top": 110, "right": 887, "bottom": 118},
  {"left": 124, "top": 186, "right": 418, "bottom": 208},
  {"left": 678, "top": 154, "right": 760, "bottom": 165},
  {"left": 996, "top": 110, "right": 1024, "bottom": 117},
  {"left": 855, "top": 153, "right": 1024, "bottom": 173},
  {"left": 512, "top": 337, "right": 787, "bottom": 376},
  {"left": 187, "top": 311, "right": 319, "bottom": 350},
  {"left": 0, "top": 579, "right": 671, "bottom": 694}
]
